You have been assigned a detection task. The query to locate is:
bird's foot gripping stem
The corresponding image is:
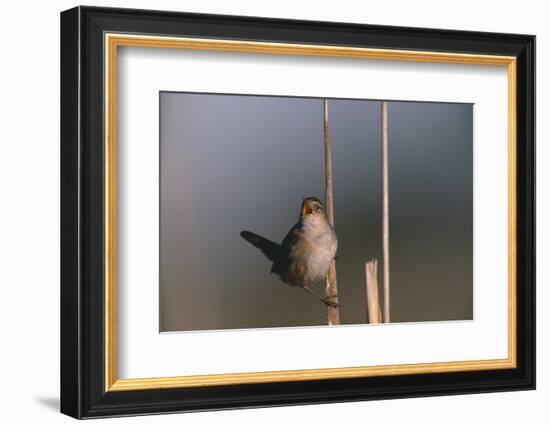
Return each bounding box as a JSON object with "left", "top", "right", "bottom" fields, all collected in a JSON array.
[
  {"left": 323, "top": 295, "right": 340, "bottom": 308},
  {"left": 303, "top": 287, "right": 340, "bottom": 308}
]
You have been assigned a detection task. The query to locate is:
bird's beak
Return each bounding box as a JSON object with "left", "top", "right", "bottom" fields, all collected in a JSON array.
[{"left": 302, "top": 202, "right": 313, "bottom": 216}]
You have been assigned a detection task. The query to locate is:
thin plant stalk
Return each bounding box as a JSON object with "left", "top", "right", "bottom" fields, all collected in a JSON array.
[
  {"left": 365, "top": 259, "right": 382, "bottom": 324},
  {"left": 323, "top": 98, "right": 340, "bottom": 325},
  {"left": 381, "top": 101, "right": 391, "bottom": 323}
]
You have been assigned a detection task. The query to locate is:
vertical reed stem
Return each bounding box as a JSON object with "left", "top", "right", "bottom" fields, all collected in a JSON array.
[
  {"left": 323, "top": 99, "right": 340, "bottom": 325},
  {"left": 382, "top": 101, "right": 391, "bottom": 323},
  {"left": 365, "top": 259, "right": 382, "bottom": 324}
]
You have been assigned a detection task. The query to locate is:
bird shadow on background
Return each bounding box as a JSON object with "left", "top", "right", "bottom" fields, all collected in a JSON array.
[{"left": 35, "top": 396, "right": 59, "bottom": 411}]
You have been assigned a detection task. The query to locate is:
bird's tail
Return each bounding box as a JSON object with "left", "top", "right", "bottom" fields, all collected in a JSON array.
[{"left": 240, "top": 231, "right": 280, "bottom": 262}]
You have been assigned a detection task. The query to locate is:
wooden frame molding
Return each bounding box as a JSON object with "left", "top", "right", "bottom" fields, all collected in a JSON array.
[{"left": 104, "top": 33, "right": 518, "bottom": 392}]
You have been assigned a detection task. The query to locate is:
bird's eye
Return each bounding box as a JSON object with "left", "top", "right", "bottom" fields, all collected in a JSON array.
[{"left": 315, "top": 204, "right": 322, "bottom": 211}]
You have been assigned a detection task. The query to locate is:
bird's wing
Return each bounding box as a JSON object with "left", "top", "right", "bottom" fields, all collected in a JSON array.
[
  {"left": 279, "top": 221, "right": 303, "bottom": 251},
  {"left": 240, "top": 231, "right": 281, "bottom": 262},
  {"left": 270, "top": 222, "right": 303, "bottom": 281}
]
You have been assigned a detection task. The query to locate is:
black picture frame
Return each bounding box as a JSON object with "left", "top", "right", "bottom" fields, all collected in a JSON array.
[{"left": 60, "top": 5, "right": 535, "bottom": 419}]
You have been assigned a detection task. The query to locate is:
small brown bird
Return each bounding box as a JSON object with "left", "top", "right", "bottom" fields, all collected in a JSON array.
[{"left": 240, "top": 197, "right": 338, "bottom": 307}]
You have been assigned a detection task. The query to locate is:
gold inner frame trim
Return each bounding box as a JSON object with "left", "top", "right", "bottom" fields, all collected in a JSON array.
[{"left": 104, "top": 33, "right": 518, "bottom": 392}]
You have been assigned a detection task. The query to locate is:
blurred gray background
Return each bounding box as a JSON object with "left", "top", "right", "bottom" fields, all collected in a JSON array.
[{"left": 159, "top": 92, "right": 473, "bottom": 332}]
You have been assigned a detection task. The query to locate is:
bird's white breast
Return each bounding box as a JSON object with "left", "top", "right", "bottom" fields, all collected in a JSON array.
[{"left": 294, "top": 215, "right": 338, "bottom": 285}]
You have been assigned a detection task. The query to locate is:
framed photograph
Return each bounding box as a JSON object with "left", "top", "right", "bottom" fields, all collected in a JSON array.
[{"left": 60, "top": 6, "right": 535, "bottom": 419}]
